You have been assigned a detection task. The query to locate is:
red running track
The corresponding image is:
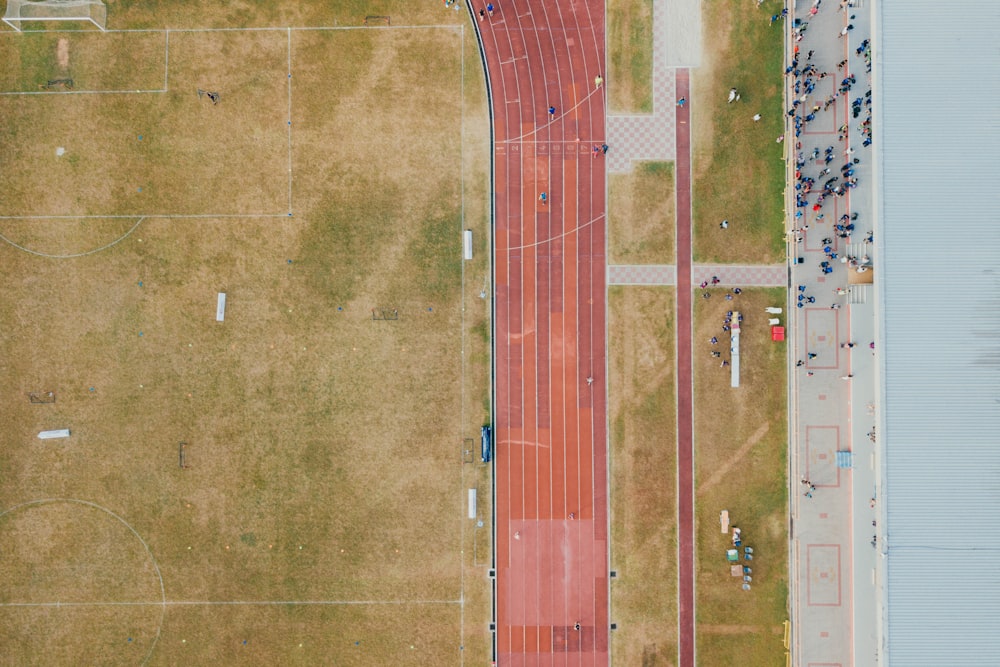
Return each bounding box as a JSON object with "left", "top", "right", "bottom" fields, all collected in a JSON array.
[
  {"left": 476, "top": 1, "right": 608, "bottom": 664},
  {"left": 673, "top": 69, "right": 695, "bottom": 667}
]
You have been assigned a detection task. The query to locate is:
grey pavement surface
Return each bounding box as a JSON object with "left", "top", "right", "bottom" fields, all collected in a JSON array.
[
  {"left": 607, "top": 263, "right": 785, "bottom": 286},
  {"left": 784, "top": 0, "right": 878, "bottom": 665}
]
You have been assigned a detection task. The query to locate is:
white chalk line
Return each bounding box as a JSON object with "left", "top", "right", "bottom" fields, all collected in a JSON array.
[
  {"left": 507, "top": 213, "right": 606, "bottom": 251},
  {"left": 287, "top": 27, "right": 294, "bottom": 214},
  {"left": 0, "top": 498, "right": 165, "bottom": 666},
  {"left": 163, "top": 29, "right": 170, "bottom": 91},
  {"left": 0, "top": 599, "right": 460, "bottom": 608},
  {"left": 0, "top": 217, "right": 145, "bottom": 258},
  {"left": 0, "top": 89, "right": 166, "bottom": 96},
  {"left": 2, "top": 25, "right": 463, "bottom": 35},
  {"left": 501, "top": 84, "right": 603, "bottom": 144},
  {"left": 0, "top": 213, "right": 289, "bottom": 220}
]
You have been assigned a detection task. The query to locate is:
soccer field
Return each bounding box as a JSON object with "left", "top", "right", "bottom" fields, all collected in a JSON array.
[{"left": 0, "top": 12, "right": 492, "bottom": 666}]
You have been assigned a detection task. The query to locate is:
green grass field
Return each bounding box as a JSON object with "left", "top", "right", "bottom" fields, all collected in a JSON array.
[
  {"left": 0, "top": 7, "right": 492, "bottom": 665},
  {"left": 691, "top": 0, "right": 786, "bottom": 263},
  {"left": 692, "top": 287, "right": 789, "bottom": 666}
]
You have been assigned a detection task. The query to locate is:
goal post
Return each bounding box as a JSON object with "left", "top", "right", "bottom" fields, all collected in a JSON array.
[{"left": 3, "top": 0, "right": 107, "bottom": 32}]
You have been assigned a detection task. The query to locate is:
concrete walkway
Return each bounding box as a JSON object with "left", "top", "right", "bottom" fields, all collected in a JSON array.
[
  {"left": 784, "top": 0, "right": 878, "bottom": 665},
  {"left": 605, "top": 0, "right": 704, "bottom": 173},
  {"left": 608, "top": 263, "right": 786, "bottom": 287}
]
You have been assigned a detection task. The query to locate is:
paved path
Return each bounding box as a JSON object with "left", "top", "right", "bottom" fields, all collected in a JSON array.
[
  {"left": 608, "top": 263, "right": 786, "bottom": 286},
  {"left": 475, "top": 0, "right": 610, "bottom": 662},
  {"left": 606, "top": 0, "right": 677, "bottom": 173},
  {"left": 783, "top": 1, "right": 878, "bottom": 665}
]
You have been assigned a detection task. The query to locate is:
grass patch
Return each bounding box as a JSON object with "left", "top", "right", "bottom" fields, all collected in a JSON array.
[
  {"left": 0, "top": 30, "right": 289, "bottom": 216},
  {"left": 692, "top": 287, "right": 789, "bottom": 666},
  {"left": 0, "top": 16, "right": 492, "bottom": 665},
  {"left": 0, "top": 31, "right": 166, "bottom": 92},
  {"left": 691, "top": 0, "right": 785, "bottom": 263},
  {"left": 608, "top": 161, "right": 675, "bottom": 265},
  {"left": 107, "top": 1, "right": 459, "bottom": 30},
  {"left": 608, "top": 286, "right": 678, "bottom": 666},
  {"left": 607, "top": 0, "right": 653, "bottom": 113}
]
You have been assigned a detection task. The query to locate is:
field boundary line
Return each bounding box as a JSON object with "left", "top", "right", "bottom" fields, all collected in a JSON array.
[
  {"left": 0, "top": 213, "right": 290, "bottom": 220},
  {"left": 163, "top": 29, "right": 170, "bottom": 91},
  {"left": 458, "top": 19, "right": 466, "bottom": 667},
  {"left": 0, "top": 217, "right": 145, "bottom": 258},
  {"left": 0, "top": 26, "right": 461, "bottom": 97},
  {"left": 0, "top": 89, "right": 165, "bottom": 97},
  {"left": 0, "top": 599, "right": 462, "bottom": 608},
  {"left": 6, "top": 26, "right": 465, "bottom": 36},
  {"left": 286, "top": 27, "right": 293, "bottom": 215}
]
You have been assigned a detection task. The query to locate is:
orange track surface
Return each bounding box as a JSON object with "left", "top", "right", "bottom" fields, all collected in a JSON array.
[{"left": 476, "top": 1, "right": 608, "bottom": 663}]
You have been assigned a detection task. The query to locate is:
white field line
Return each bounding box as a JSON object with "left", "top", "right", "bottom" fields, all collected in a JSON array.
[
  {"left": 0, "top": 214, "right": 290, "bottom": 220},
  {"left": 0, "top": 89, "right": 165, "bottom": 96},
  {"left": 0, "top": 599, "right": 460, "bottom": 608},
  {"left": 0, "top": 25, "right": 457, "bottom": 96},
  {"left": 0, "top": 217, "right": 145, "bottom": 259},
  {"left": 287, "top": 27, "right": 293, "bottom": 215},
  {"left": 0, "top": 497, "right": 166, "bottom": 665},
  {"left": 8, "top": 26, "right": 465, "bottom": 35},
  {"left": 507, "top": 213, "right": 606, "bottom": 251},
  {"left": 458, "top": 22, "right": 466, "bottom": 666},
  {"left": 163, "top": 29, "right": 170, "bottom": 91}
]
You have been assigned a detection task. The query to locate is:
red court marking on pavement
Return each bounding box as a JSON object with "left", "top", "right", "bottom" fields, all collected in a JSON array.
[
  {"left": 674, "top": 68, "right": 696, "bottom": 667},
  {"left": 478, "top": 0, "right": 608, "bottom": 663},
  {"left": 806, "top": 544, "right": 843, "bottom": 607}
]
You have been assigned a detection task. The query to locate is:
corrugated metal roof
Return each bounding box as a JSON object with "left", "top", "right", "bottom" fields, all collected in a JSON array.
[{"left": 876, "top": 1, "right": 1000, "bottom": 665}]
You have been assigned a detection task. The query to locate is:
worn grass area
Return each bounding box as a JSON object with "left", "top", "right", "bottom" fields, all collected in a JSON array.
[
  {"left": 607, "top": 0, "right": 653, "bottom": 113},
  {"left": 692, "top": 287, "right": 789, "bottom": 666},
  {"left": 691, "top": 0, "right": 785, "bottom": 263},
  {"left": 0, "top": 16, "right": 492, "bottom": 666},
  {"left": 608, "top": 286, "right": 678, "bottom": 666},
  {"left": 0, "top": 30, "right": 289, "bottom": 216},
  {"left": 608, "top": 161, "right": 675, "bottom": 265},
  {"left": 104, "top": 1, "right": 459, "bottom": 30},
  {"left": 0, "top": 602, "right": 461, "bottom": 666},
  {"left": 0, "top": 31, "right": 166, "bottom": 92}
]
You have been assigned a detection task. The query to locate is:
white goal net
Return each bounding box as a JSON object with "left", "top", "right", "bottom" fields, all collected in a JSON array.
[{"left": 3, "top": 0, "right": 107, "bottom": 31}]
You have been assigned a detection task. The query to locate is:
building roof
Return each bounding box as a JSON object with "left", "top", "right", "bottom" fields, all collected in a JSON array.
[{"left": 875, "top": 1, "right": 1000, "bottom": 665}]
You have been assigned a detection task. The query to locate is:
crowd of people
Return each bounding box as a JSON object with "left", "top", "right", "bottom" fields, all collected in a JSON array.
[
  {"left": 700, "top": 281, "right": 746, "bottom": 369},
  {"left": 781, "top": 5, "right": 873, "bottom": 229}
]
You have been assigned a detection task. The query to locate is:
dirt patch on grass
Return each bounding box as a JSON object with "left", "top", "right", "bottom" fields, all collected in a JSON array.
[
  {"left": 608, "top": 286, "right": 678, "bottom": 666},
  {"left": 56, "top": 38, "right": 69, "bottom": 69},
  {"left": 608, "top": 162, "right": 675, "bottom": 265},
  {"left": 0, "top": 31, "right": 166, "bottom": 92}
]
